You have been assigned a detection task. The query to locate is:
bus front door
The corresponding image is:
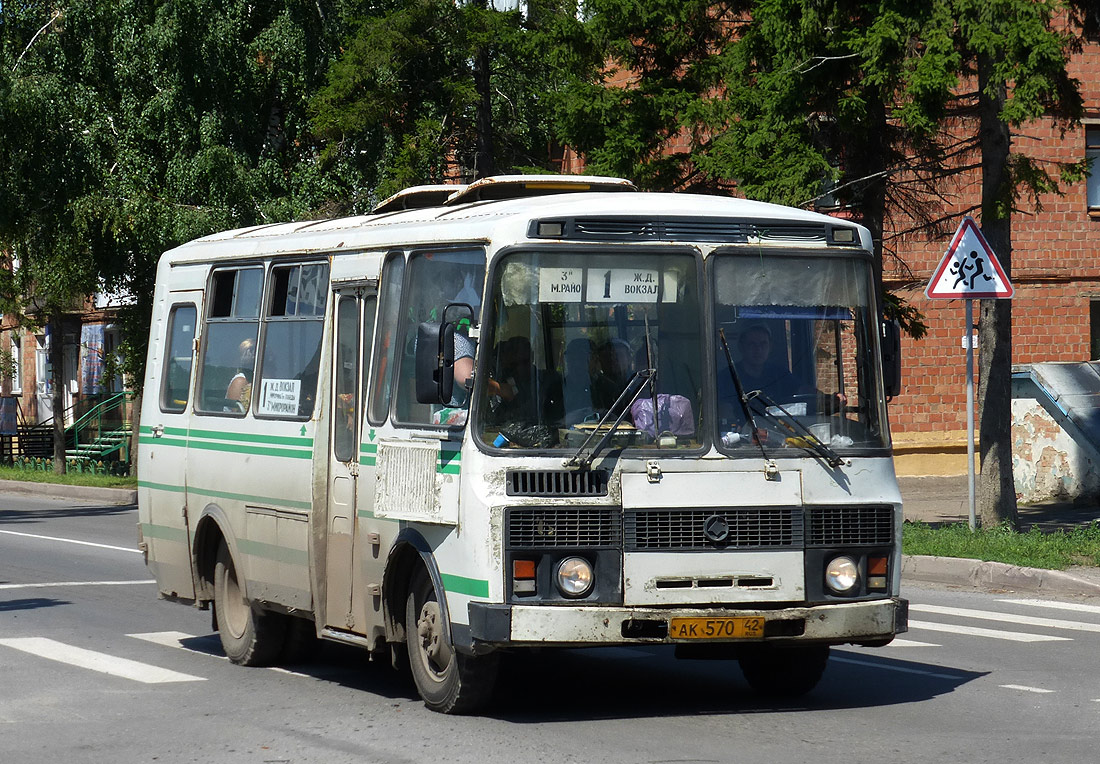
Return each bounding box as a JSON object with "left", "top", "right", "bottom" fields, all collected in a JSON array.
[{"left": 324, "top": 289, "right": 377, "bottom": 633}]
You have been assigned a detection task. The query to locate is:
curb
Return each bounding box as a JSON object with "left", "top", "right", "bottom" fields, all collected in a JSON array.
[
  {"left": 903, "top": 554, "right": 1100, "bottom": 598},
  {"left": 0, "top": 479, "right": 137, "bottom": 506}
]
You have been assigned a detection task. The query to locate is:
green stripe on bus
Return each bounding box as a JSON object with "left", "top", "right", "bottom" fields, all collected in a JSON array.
[
  {"left": 139, "top": 522, "right": 189, "bottom": 543},
  {"left": 139, "top": 425, "right": 311, "bottom": 448},
  {"left": 138, "top": 436, "right": 189, "bottom": 449},
  {"left": 438, "top": 464, "right": 461, "bottom": 475},
  {"left": 440, "top": 573, "right": 489, "bottom": 598},
  {"left": 139, "top": 480, "right": 311, "bottom": 511},
  {"left": 183, "top": 439, "right": 311, "bottom": 459},
  {"left": 186, "top": 428, "right": 313, "bottom": 447},
  {"left": 237, "top": 538, "right": 310, "bottom": 566}
]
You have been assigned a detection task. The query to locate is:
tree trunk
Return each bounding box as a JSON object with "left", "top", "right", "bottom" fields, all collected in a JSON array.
[
  {"left": 976, "top": 54, "right": 1018, "bottom": 529},
  {"left": 473, "top": 41, "right": 495, "bottom": 179},
  {"left": 48, "top": 313, "right": 67, "bottom": 475}
]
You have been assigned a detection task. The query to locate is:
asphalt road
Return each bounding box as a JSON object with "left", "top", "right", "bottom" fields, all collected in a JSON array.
[{"left": 3, "top": 493, "right": 1100, "bottom": 764}]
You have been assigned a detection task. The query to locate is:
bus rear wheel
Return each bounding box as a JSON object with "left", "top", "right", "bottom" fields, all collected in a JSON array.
[
  {"left": 738, "top": 643, "right": 830, "bottom": 698},
  {"left": 405, "top": 568, "right": 498, "bottom": 714},
  {"left": 213, "top": 541, "right": 286, "bottom": 666}
]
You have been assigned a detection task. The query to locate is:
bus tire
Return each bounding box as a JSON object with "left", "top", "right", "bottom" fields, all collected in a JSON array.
[
  {"left": 405, "top": 568, "right": 498, "bottom": 714},
  {"left": 213, "top": 541, "right": 286, "bottom": 666},
  {"left": 738, "top": 643, "right": 829, "bottom": 698}
]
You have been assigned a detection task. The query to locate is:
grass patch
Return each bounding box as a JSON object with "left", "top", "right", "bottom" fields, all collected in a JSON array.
[
  {"left": 903, "top": 521, "right": 1100, "bottom": 570},
  {"left": 0, "top": 465, "right": 136, "bottom": 489}
]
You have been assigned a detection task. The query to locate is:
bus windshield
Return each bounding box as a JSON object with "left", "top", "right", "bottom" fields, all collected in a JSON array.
[
  {"left": 712, "top": 251, "right": 889, "bottom": 453},
  {"left": 475, "top": 249, "right": 704, "bottom": 451}
]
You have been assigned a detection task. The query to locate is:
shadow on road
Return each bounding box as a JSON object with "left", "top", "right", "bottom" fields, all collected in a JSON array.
[
  {"left": 0, "top": 504, "right": 136, "bottom": 524},
  {"left": 0, "top": 597, "right": 72, "bottom": 612},
  {"left": 480, "top": 644, "right": 985, "bottom": 722}
]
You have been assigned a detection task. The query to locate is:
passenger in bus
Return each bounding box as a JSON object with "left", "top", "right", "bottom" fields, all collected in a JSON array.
[
  {"left": 225, "top": 338, "right": 255, "bottom": 413},
  {"left": 562, "top": 338, "right": 598, "bottom": 425},
  {"left": 592, "top": 338, "right": 634, "bottom": 412},
  {"left": 486, "top": 336, "right": 563, "bottom": 424}
]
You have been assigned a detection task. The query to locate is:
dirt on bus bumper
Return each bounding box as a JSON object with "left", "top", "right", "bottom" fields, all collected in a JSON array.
[{"left": 461, "top": 597, "right": 908, "bottom": 653}]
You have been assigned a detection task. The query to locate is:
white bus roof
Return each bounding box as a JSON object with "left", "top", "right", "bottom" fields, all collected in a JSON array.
[{"left": 164, "top": 185, "right": 871, "bottom": 263}]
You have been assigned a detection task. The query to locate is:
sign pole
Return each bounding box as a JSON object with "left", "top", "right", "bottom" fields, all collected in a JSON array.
[
  {"left": 966, "top": 298, "right": 976, "bottom": 531},
  {"left": 925, "top": 216, "right": 1013, "bottom": 532}
]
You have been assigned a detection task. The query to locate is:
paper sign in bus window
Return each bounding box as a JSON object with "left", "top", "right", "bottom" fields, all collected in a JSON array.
[
  {"left": 258, "top": 378, "right": 302, "bottom": 416},
  {"left": 586, "top": 268, "right": 660, "bottom": 303},
  {"left": 538, "top": 267, "right": 584, "bottom": 302}
]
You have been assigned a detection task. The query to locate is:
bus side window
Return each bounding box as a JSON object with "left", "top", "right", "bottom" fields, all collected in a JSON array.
[
  {"left": 160, "top": 304, "right": 197, "bottom": 413},
  {"left": 196, "top": 266, "right": 263, "bottom": 415},
  {"left": 255, "top": 262, "right": 329, "bottom": 419},
  {"left": 368, "top": 254, "right": 406, "bottom": 424},
  {"left": 394, "top": 248, "right": 485, "bottom": 426}
]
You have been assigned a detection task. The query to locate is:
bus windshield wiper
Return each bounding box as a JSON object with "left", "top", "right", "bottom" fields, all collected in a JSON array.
[
  {"left": 718, "top": 329, "right": 773, "bottom": 466},
  {"left": 747, "top": 391, "right": 845, "bottom": 469},
  {"left": 563, "top": 369, "right": 654, "bottom": 469}
]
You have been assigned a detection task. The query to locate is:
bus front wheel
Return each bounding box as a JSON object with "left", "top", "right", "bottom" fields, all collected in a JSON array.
[
  {"left": 738, "top": 643, "right": 829, "bottom": 698},
  {"left": 213, "top": 541, "right": 286, "bottom": 666},
  {"left": 405, "top": 568, "right": 498, "bottom": 714}
]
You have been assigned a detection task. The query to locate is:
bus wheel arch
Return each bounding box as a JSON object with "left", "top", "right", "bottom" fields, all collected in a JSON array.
[
  {"left": 381, "top": 531, "right": 451, "bottom": 647},
  {"left": 192, "top": 506, "right": 233, "bottom": 605}
]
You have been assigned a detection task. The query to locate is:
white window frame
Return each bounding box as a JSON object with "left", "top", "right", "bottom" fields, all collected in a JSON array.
[{"left": 1087, "top": 124, "right": 1100, "bottom": 211}]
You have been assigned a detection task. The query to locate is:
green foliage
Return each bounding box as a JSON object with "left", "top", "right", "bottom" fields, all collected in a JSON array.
[
  {"left": 312, "top": 0, "right": 583, "bottom": 205},
  {"left": 903, "top": 521, "right": 1100, "bottom": 570},
  {"left": 1, "top": 0, "right": 344, "bottom": 383},
  {"left": 0, "top": 463, "right": 137, "bottom": 488}
]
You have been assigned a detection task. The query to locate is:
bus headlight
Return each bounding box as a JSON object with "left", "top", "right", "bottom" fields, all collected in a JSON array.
[
  {"left": 825, "top": 556, "right": 859, "bottom": 594},
  {"left": 555, "top": 557, "right": 594, "bottom": 598}
]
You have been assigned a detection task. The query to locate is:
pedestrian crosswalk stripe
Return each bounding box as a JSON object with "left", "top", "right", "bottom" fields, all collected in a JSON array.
[
  {"left": 831, "top": 655, "right": 963, "bottom": 680},
  {"left": 912, "top": 603, "right": 1100, "bottom": 633},
  {"left": 885, "top": 638, "right": 940, "bottom": 648},
  {"left": 1000, "top": 684, "right": 1054, "bottom": 694},
  {"left": 0, "top": 580, "right": 155, "bottom": 590},
  {"left": 0, "top": 637, "right": 205, "bottom": 684},
  {"left": 127, "top": 631, "right": 313, "bottom": 677},
  {"left": 999, "top": 598, "right": 1100, "bottom": 616},
  {"left": 909, "top": 620, "right": 1071, "bottom": 642}
]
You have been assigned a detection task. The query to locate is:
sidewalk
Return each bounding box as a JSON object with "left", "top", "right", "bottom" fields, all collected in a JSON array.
[
  {"left": 900, "top": 474, "right": 1100, "bottom": 598},
  {"left": 0, "top": 478, "right": 137, "bottom": 506}
]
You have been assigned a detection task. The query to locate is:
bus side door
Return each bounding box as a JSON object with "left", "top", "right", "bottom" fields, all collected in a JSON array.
[
  {"left": 324, "top": 288, "right": 378, "bottom": 633},
  {"left": 140, "top": 290, "right": 202, "bottom": 600}
]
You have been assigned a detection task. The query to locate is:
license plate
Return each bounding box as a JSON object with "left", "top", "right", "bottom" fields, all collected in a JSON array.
[{"left": 668, "top": 616, "right": 765, "bottom": 640}]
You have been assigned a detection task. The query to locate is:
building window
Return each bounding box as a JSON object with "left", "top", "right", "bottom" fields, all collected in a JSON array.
[
  {"left": 1092, "top": 301, "right": 1100, "bottom": 361},
  {"left": 6, "top": 333, "right": 21, "bottom": 394},
  {"left": 1088, "top": 126, "right": 1100, "bottom": 211}
]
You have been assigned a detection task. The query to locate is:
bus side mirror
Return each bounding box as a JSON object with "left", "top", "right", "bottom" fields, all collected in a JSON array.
[
  {"left": 415, "top": 303, "right": 474, "bottom": 405},
  {"left": 881, "top": 319, "right": 901, "bottom": 399},
  {"left": 415, "top": 322, "right": 448, "bottom": 404}
]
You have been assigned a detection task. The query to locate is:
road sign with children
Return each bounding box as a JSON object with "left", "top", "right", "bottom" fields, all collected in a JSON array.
[{"left": 925, "top": 216, "right": 1014, "bottom": 300}]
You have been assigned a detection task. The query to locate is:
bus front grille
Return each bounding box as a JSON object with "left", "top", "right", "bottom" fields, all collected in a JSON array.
[
  {"left": 506, "top": 469, "right": 609, "bottom": 497},
  {"left": 807, "top": 506, "right": 894, "bottom": 547},
  {"left": 624, "top": 508, "right": 803, "bottom": 551},
  {"left": 506, "top": 507, "right": 621, "bottom": 548}
]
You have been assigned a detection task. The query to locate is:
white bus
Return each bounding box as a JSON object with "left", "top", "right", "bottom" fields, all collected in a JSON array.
[{"left": 137, "top": 175, "right": 907, "bottom": 713}]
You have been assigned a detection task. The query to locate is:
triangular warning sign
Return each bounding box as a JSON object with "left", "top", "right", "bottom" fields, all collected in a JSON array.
[{"left": 925, "top": 217, "right": 1014, "bottom": 299}]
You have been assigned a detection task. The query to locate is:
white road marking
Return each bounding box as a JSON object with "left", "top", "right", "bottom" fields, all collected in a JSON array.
[
  {"left": 0, "top": 529, "right": 140, "bottom": 554},
  {"left": 909, "top": 620, "right": 1071, "bottom": 642},
  {"left": 884, "top": 638, "right": 940, "bottom": 648},
  {"left": 999, "top": 598, "right": 1100, "bottom": 616},
  {"left": 128, "top": 631, "right": 312, "bottom": 678},
  {"left": 1000, "top": 684, "right": 1054, "bottom": 694},
  {"left": 0, "top": 637, "right": 204, "bottom": 684},
  {"left": 912, "top": 603, "right": 1100, "bottom": 633},
  {"left": 831, "top": 655, "right": 962, "bottom": 680},
  {"left": 0, "top": 580, "right": 155, "bottom": 590}
]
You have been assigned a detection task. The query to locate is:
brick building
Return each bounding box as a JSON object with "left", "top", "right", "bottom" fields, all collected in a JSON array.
[{"left": 887, "top": 31, "right": 1100, "bottom": 476}]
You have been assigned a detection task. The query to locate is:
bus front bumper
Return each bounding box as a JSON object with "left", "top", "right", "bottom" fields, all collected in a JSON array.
[{"left": 464, "top": 597, "right": 907, "bottom": 650}]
